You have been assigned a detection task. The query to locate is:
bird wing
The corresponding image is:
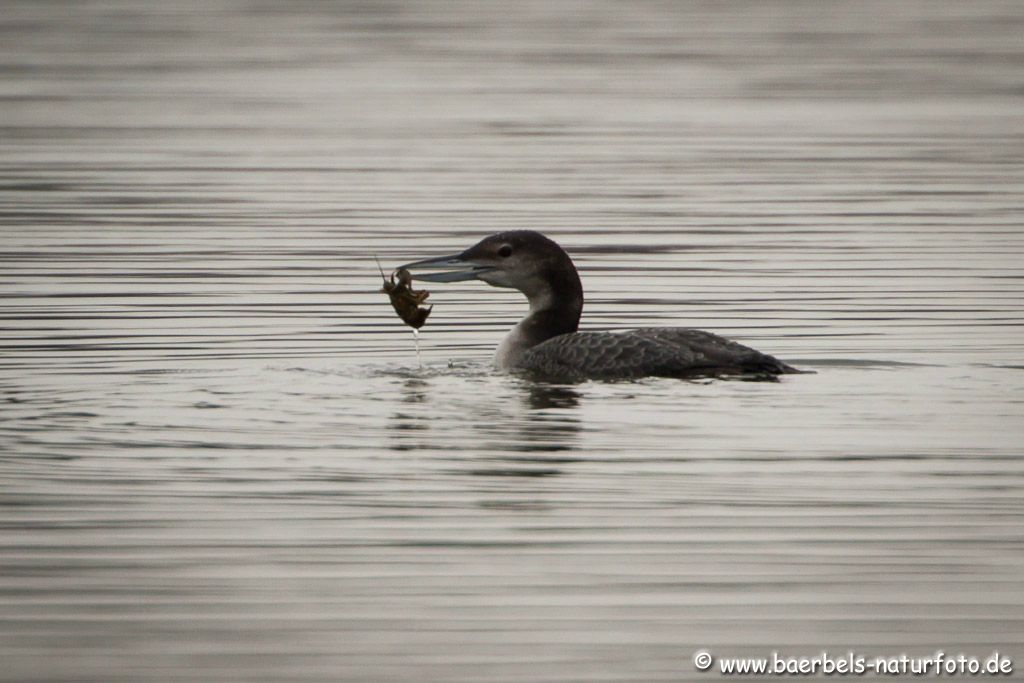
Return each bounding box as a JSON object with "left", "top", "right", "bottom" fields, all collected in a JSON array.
[{"left": 515, "top": 327, "right": 795, "bottom": 381}]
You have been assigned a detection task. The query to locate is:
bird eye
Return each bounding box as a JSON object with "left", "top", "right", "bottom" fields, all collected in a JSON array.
[{"left": 498, "top": 245, "right": 512, "bottom": 258}]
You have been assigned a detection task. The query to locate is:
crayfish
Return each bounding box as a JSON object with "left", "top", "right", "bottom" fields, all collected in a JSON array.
[{"left": 377, "top": 260, "right": 432, "bottom": 330}]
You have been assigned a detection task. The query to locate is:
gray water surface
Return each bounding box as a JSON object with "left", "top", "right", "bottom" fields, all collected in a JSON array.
[{"left": 2, "top": 2, "right": 1023, "bottom": 681}]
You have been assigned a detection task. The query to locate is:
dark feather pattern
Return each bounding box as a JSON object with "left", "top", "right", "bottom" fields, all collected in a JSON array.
[{"left": 514, "top": 327, "right": 797, "bottom": 382}]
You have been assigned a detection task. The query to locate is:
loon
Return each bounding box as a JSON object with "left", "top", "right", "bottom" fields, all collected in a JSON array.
[{"left": 401, "top": 231, "right": 798, "bottom": 382}]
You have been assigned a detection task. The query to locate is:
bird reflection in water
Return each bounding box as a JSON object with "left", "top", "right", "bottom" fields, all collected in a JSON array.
[
  {"left": 509, "top": 382, "right": 583, "bottom": 454},
  {"left": 384, "top": 376, "right": 583, "bottom": 460},
  {"left": 523, "top": 382, "right": 580, "bottom": 411},
  {"left": 385, "top": 378, "right": 432, "bottom": 451}
]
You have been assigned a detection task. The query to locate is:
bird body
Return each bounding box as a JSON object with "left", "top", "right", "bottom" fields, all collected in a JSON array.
[
  {"left": 518, "top": 328, "right": 795, "bottom": 381},
  {"left": 401, "top": 230, "right": 797, "bottom": 381}
]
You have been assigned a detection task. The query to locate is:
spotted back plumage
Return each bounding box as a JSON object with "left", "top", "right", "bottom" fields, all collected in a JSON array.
[{"left": 514, "top": 327, "right": 797, "bottom": 382}]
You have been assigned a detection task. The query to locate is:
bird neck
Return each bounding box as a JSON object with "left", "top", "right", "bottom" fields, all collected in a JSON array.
[
  {"left": 494, "top": 266, "right": 583, "bottom": 369},
  {"left": 524, "top": 260, "right": 583, "bottom": 340}
]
